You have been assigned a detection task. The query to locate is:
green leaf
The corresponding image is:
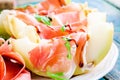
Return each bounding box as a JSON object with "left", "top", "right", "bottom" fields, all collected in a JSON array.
[
  {"left": 65, "top": 41, "right": 72, "bottom": 59},
  {"left": 47, "top": 72, "right": 69, "bottom": 80},
  {"left": 34, "top": 14, "right": 51, "bottom": 26},
  {"left": 55, "top": 72, "right": 64, "bottom": 76},
  {"left": 61, "top": 25, "right": 66, "bottom": 32},
  {"left": 63, "top": 37, "right": 72, "bottom": 59},
  {"left": 67, "top": 51, "right": 72, "bottom": 59},
  {"left": 0, "top": 25, "right": 10, "bottom": 40}
]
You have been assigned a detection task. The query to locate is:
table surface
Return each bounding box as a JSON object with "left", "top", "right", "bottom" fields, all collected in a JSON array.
[{"left": 16, "top": 0, "right": 120, "bottom": 80}]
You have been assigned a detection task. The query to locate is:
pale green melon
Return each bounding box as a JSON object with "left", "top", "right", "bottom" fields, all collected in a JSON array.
[
  {"left": 10, "top": 38, "right": 46, "bottom": 76},
  {"left": 86, "top": 22, "right": 113, "bottom": 64},
  {"left": 74, "top": 12, "right": 114, "bottom": 75},
  {"left": 10, "top": 37, "right": 76, "bottom": 79},
  {"left": 86, "top": 12, "right": 114, "bottom": 64},
  {"left": 0, "top": 10, "right": 40, "bottom": 43},
  {"left": 0, "top": 14, "right": 10, "bottom": 39}
]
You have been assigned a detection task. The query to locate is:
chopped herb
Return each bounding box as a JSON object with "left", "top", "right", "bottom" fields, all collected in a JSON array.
[
  {"left": 65, "top": 41, "right": 72, "bottom": 59},
  {"left": 34, "top": 14, "right": 51, "bottom": 26},
  {"left": 61, "top": 25, "right": 66, "bottom": 32},
  {"left": 54, "top": 72, "right": 64, "bottom": 76},
  {"left": 63, "top": 37, "right": 72, "bottom": 59},
  {"left": 47, "top": 72, "right": 69, "bottom": 80},
  {"left": 67, "top": 51, "right": 72, "bottom": 59}
]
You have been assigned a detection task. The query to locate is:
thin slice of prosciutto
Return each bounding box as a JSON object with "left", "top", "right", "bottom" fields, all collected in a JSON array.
[{"left": 0, "top": 38, "right": 31, "bottom": 80}]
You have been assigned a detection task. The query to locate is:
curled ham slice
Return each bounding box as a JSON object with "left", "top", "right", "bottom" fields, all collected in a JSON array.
[
  {"left": 16, "top": 0, "right": 66, "bottom": 15},
  {"left": 28, "top": 30, "right": 88, "bottom": 73},
  {"left": 15, "top": 11, "right": 87, "bottom": 39},
  {"left": 0, "top": 38, "right": 31, "bottom": 80}
]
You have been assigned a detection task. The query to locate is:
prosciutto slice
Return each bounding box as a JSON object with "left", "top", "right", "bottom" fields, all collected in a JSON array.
[{"left": 0, "top": 38, "right": 31, "bottom": 80}]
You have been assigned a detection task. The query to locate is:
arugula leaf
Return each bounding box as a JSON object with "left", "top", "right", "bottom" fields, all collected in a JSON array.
[
  {"left": 61, "top": 25, "right": 66, "bottom": 32},
  {"left": 47, "top": 72, "right": 69, "bottom": 80},
  {"left": 34, "top": 14, "right": 51, "bottom": 26},
  {"left": 63, "top": 37, "right": 72, "bottom": 59}
]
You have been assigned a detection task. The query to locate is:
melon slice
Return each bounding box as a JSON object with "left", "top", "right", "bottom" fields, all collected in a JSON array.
[
  {"left": 0, "top": 10, "right": 40, "bottom": 43},
  {"left": 86, "top": 12, "right": 114, "bottom": 64},
  {"left": 0, "top": 14, "right": 10, "bottom": 39},
  {"left": 74, "top": 12, "right": 114, "bottom": 75}
]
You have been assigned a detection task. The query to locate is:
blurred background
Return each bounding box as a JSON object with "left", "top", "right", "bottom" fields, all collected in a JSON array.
[
  {"left": 16, "top": 0, "right": 42, "bottom": 6},
  {"left": 16, "top": 0, "right": 120, "bottom": 7}
]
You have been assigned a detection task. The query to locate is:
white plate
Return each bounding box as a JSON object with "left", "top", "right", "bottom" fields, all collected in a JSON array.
[{"left": 32, "top": 43, "right": 119, "bottom": 80}]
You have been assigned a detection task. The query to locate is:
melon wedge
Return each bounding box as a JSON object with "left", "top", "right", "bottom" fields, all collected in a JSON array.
[
  {"left": 10, "top": 38, "right": 44, "bottom": 75},
  {"left": 0, "top": 14, "right": 10, "bottom": 39},
  {"left": 10, "top": 37, "right": 77, "bottom": 79},
  {"left": 0, "top": 10, "right": 40, "bottom": 43},
  {"left": 86, "top": 12, "right": 114, "bottom": 64},
  {"left": 74, "top": 12, "right": 114, "bottom": 75}
]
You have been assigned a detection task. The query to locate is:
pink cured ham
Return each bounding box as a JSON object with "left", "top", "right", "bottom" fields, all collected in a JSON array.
[
  {"left": 0, "top": 38, "right": 31, "bottom": 80},
  {"left": 29, "top": 31, "right": 88, "bottom": 74}
]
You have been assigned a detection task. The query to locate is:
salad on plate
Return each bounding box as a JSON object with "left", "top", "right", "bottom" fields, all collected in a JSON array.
[{"left": 0, "top": 0, "right": 114, "bottom": 80}]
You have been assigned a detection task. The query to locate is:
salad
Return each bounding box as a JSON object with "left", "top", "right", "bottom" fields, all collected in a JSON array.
[{"left": 0, "top": 0, "right": 114, "bottom": 80}]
